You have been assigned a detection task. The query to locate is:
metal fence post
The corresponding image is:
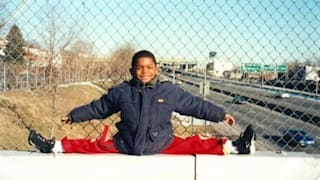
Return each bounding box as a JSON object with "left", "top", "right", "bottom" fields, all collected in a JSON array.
[{"left": 3, "top": 63, "right": 6, "bottom": 92}]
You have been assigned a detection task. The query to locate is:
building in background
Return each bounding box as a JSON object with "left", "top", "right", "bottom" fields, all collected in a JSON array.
[
  {"left": 207, "top": 58, "right": 235, "bottom": 78},
  {"left": 305, "top": 65, "right": 320, "bottom": 82}
]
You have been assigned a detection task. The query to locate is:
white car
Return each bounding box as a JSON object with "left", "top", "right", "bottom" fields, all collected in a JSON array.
[
  {"left": 274, "top": 92, "right": 290, "bottom": 98},
  {"left": 280, "top": 93, "right": 290, "bottom": 98}
]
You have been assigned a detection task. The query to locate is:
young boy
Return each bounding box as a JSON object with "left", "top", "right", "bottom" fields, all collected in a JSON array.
[{"left": 28, "top": 50, "right": 256, "bottom": 155}]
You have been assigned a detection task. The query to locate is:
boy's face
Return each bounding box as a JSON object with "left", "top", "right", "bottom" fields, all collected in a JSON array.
[{"left": 131, "top": 57, "right": 159, "bottom": 84}]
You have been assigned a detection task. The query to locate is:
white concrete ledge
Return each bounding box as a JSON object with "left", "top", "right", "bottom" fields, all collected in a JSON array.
[
  {"left": 197, "top": 151, "right": 320, "bottom": 180},
  {"left": 0, "top": 151, "right": 319, "bottom": 180},
  {"left": 0, "top": 151, "right": 195, "bottom": 180}
]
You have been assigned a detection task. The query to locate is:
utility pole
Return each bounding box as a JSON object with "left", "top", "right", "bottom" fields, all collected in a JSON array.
[{"left": 203, "top": 51, "right": 216, "bottom": 134}]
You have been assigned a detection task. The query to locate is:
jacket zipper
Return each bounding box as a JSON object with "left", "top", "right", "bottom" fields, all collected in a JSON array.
[{"left": 135, "top": 85, "right": 146, "bottom": 154}]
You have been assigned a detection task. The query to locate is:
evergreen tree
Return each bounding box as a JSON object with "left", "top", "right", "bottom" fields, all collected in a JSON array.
[{"left": 4, "top": 24, "right": 25, "bottom": 63}]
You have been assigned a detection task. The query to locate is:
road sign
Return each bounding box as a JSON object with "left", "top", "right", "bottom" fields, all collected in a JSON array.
[
  {"left": 275, "top": 64, "right": 287, "bottom": 72},
  {"left": 263, "top": 64, "right": 287, "bottom": 72},
  {"left": 241, "top": 63, "right": 261, "bottom": 73},
  {"left": 263, "top": 65, "right": 276, "bottom": 72}
]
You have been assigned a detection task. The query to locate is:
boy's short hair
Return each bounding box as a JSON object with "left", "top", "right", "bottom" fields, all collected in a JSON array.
[{"left": 131, "top": 50, "right": 157, "bottom": 68}]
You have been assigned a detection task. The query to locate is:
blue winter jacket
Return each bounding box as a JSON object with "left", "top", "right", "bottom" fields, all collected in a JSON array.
[{"left": 68, "top": 77, "right": 226, "bottom": 155}]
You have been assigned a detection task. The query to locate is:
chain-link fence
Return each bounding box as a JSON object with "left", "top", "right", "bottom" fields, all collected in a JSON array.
[{"left": 0, "top": 0, "right": 319, "bottom": 154}]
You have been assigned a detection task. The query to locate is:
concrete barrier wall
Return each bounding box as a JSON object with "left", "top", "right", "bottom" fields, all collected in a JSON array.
[
  {"left": 0, "top": 151, "right": 319, "bottom": 180},
  {"left": 196, "top": 152, "right": 320, "bottom": 180},
  {"left": 0, "top": 151, "right": 195, "bottom": 180}
]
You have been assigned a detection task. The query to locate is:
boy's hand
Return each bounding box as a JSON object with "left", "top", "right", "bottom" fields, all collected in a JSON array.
[
  {"left": 61, "top": 116, "right": 72, "bottom": 124},
  {"left": 223, "top": 114, "right": 235, "bottom": 126}
]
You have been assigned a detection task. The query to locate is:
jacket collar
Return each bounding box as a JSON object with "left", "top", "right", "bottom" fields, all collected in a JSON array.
[{"left": 130, "top": 76, "right": 159, "bottom": 89}]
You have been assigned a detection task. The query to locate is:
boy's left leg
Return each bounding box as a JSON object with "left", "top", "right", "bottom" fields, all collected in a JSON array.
[
  {"left": 160, "top": 134, "right": 227, "bottom": 155},
  {"left": 161, "top": 124, "right": 256, "bottom": 155}
]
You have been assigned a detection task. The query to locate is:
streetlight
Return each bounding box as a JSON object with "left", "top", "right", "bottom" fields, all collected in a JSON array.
[
  {"left": 203, "top": 51, "right": 216, "bottom": 96},
  {"left": 209, "top": 51, "right": 217, "bottom": 58},
  {"left": 202, "top": 51, "right": 216, "bottom": 134},
  {"left": 315, "top": 63, "right": 319, "bottom": 96}
]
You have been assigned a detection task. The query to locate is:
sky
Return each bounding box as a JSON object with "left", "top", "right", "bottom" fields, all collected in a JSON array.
[{"left": 2, "top": 0, "right": 320, "bottom": 66}]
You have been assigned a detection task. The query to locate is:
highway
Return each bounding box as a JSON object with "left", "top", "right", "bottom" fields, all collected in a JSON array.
[{"left": 161, "top": 71, "right": 320, "bottom": 154}]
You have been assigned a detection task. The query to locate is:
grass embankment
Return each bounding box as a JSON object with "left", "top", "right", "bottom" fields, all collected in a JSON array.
[{"left": 0, "top": 81, "right": 116, "bottom": 151}]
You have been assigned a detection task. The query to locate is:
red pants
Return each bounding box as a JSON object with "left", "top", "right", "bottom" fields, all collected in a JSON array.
[{"left": 62, "top": 125, "right": 226, "bottom": 155}]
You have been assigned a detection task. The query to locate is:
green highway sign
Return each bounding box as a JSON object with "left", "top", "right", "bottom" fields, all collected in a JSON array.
[
  {"left": 241, "top": 63, "right": 261, "bottom": 73},
  {"left": 241, "top": 63, "right": 287, "bottom": 73},
  {"left": 263, "top": 65, "right": 276, "bottom": 72},
  {"left": 275, "top": 64, "right": 287, "bottom": 72},
  {"left": 263, "top": 64, "right": 287, "bottom": 72}
]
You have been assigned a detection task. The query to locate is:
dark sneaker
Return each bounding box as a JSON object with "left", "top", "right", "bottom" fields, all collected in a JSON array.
[
  {"left": 232, "top": 124, "right": 256, "bottom": 154},
  {"left": 28, "top": 130, "right": 55, "bottom": 153}
]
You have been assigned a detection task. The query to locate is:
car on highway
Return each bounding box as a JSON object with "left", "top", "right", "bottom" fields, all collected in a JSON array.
[
  {"left": 282, "top": 129, "right": 315, "bottom": 147},
  {"left": 274, "top": 92, "right": 290, "bottom": 98},
  {"left": 175, "top": 80, "right": 182, "bottom": 85},
  {"left": 232, "top": 96, "right": 246, "bottom": 104}
]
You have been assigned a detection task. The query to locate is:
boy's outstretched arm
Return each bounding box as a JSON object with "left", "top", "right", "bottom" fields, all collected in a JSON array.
[
  {"left": 223, "top": 114, "right": 236, "bottom": 126},
  {"left": 61, "top": 116, "right": 72, "bottom": 124}
]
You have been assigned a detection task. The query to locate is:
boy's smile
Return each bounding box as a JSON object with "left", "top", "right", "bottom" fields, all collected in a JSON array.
[{"left": 132, "top": 57, "right": 159, "bottom": 84}]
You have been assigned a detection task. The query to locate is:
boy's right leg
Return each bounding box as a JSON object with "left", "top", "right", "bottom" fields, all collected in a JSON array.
[
  {"left": 61, "top": 137, "right": 119, "bottom": 153},
  {"left": 28, "top": 125, "right": 119, "bottom": 153},
  {"left": 28, "top": 130, "right": 55, "bottom": 153},
  {"left": 61, "top": 124, "right": 119, "bottom": 153}
]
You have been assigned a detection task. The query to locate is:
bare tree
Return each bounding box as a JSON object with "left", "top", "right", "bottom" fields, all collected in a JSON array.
[
  {"left": 39, "top": 5, "right": 78, "bottom": 87},
  {"left": 107, "top": 45, "right": 135, "bottom": 83},
  {"left": 287, "top": 59, "right": 302, "bottom": 70},
  {"left": 68, "top": 40, "right": 96, "bottom": 82},
  {"left": 69, "top": 40, "right": 94, "bottom": 55}
]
